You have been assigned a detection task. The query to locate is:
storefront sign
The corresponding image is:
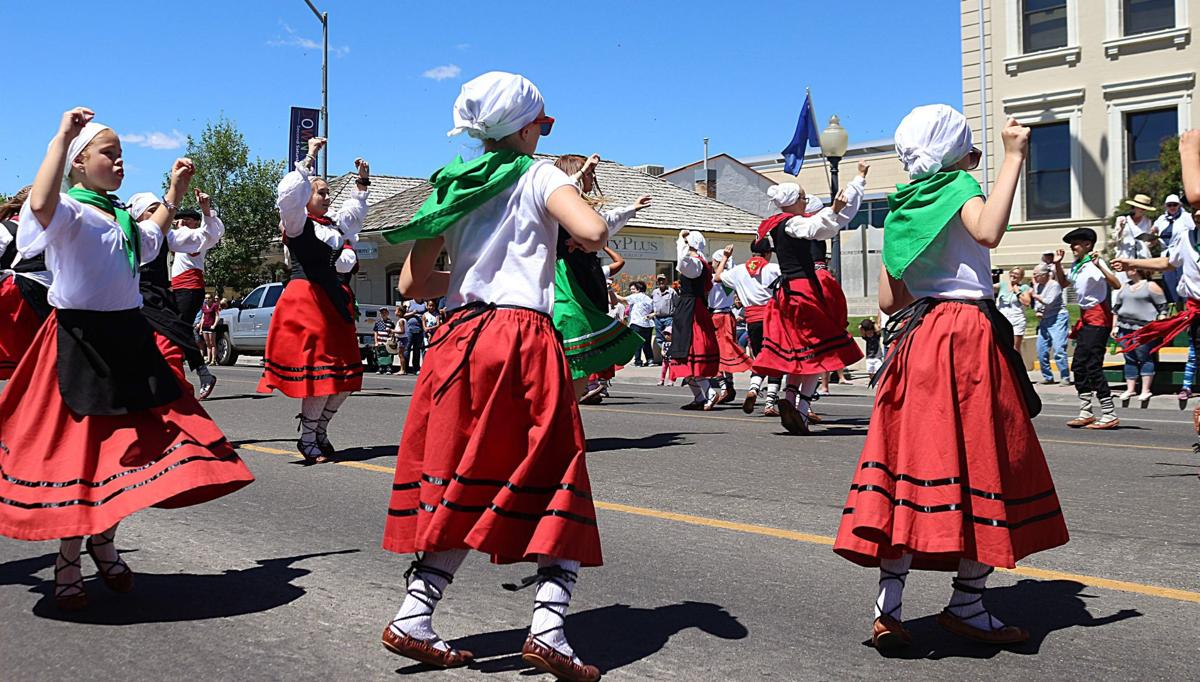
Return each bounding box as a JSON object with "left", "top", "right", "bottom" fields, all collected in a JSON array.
[
  {"left": 354, "top": 240, "right": 379, "bottom": 260},
  {"left": 608, "top": 235, "right": 663, "bottom": 259}
]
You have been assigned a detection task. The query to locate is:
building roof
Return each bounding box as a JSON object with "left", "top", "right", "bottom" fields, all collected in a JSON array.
[
  {"left": 660, "top": 152, "right": 775, "bottom": 181},
  {"left": 738, "top": 138, "right": 897, "bottom": 170},
  {"left": 326, "top": 172, "right": 427, "bottom": 207},
  {"left": 359, "top": 156, "right": 764, "bottom": 236}
]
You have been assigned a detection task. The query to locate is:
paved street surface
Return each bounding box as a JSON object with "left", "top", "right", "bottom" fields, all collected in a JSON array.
[{"left": 1, "top": 363, "right": 1198, "bottom": 681}]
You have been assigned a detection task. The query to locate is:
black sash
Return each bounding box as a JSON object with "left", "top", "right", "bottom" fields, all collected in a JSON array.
[
  {"left": 872, "top": 297, "right": 1041, "bottom": 418},
  {"left": 56, "top": 308, "right": 182, "bottom": 416}
]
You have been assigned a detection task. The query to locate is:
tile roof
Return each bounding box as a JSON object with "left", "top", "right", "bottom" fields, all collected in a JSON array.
[
  {"left": 326, "top": 172, "right": 426, "bottom": 207},
  {"left": 359, "top": 156, "right": 763, "bottom": 236}
]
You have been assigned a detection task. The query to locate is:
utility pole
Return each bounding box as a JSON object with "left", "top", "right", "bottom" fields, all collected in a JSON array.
[{"left": 303, "top": 0, "right": 329, "bottom": 180}]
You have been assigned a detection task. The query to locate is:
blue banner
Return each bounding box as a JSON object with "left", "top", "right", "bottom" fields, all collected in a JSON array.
[
  {"left": 289, "top": 107, "right": 321, "bottom": 173},
  {"left": 780, "top": 93, "right": 820, "bottom": 176}
]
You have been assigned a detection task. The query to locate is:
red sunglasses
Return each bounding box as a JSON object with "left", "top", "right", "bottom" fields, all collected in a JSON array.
[{"left": 533, "top": 116, "right": 555, "bottom": 136}]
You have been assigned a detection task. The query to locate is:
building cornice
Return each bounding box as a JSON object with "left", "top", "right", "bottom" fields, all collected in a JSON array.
[
  {"left": 1101, "top": 72, "right": 1196, "bottom": 99},
  {"left": 1003, "top": 45, "right": 1081, "bottom": 75},
  {"left": 1002, "top": 88, "right": 1086, "bottom": 112},
  {"left": 1103, "top": 26, "right": 1191, "bottom": 58}
]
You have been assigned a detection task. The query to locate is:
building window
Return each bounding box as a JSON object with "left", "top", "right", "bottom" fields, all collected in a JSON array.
[
  {"left": 1023, "top": 0, "right": 1069, "bottom": 53},
  {"left": 1123, "top": 0, "right": 1175, "bottom": 36},
  {"left": 848, "top": 199, "right": 890, "bottom": 229},
  {"left": 1125, "top": 108, "right": 1177, "bottom": 177},
  {"left": 655, "top": 260, "right": 678, "bottom": 284},
  {"left": 1026, "top": 122, "right": 1072, "bottom": 220}
]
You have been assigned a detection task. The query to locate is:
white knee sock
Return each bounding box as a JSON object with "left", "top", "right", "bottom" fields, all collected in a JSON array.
[
  {"left": 1077, "top": 391, "right": 1095, "bottom": 419},
  {"left": 318, "top": 391, "right": 351, "bottom": 445},
  {"left": 749, "top": 375, "right": 764, "bottom": 391},
  {"left": 796, "top": 375, "right": 820, "bottom": 417},
  {"left": 764, "top": 379, "right": 780, "bottom": 407},
  {"left": 299, "top": 396, "right": 329, "bottom": 445},
  {"left": 687, "top": 378, "right": 706, "bottom": 402},
  {"left": 390, "top": 549, "right": 470, "bottom": 650},
  {"left": 705, "top": 379, "right": 718, "bottom": 402},
  {"left": 875, "top": 554, "right": 912, "bottom": 621},
  {"left": 946, "top": 558, "right": 1006, "bottom": 631},
  {"left": 530, "top": 557, "right": 582, "bottom": 662}
]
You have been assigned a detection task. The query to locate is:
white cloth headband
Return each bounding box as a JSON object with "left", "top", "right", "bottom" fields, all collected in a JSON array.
[
  {"left": 126, "top": 192, "right": 160, "bottom": 219},
  {"left": 803, "top": 195, "right": 824, "bottom": 215},
  {"left": 767, "top": 183, "right": 801, "bottom": 209},
  {"left": 894, "top": 104, "right": 973, "bottom": 181},
  {"left": 448, "top": 71, "right": 544, "bottom": 141},
  {"left": 60, "top": 122, "right": 112, "bottom": 192},
  {"left": 686, "top": 230, "right": 707, "bottom": 255}
]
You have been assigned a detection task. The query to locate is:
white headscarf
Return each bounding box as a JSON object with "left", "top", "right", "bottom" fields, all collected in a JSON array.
[
  {"left": 802, "top": 195, "right": 824, "bottom": 216},
  {"left": 126, "top": 192, "right": 160, "bottom": 220},
  {"left": 894, "top": 104, "right": 973, "bottom": 181},
  {"left": 448, "top": 71, "right": 544, "bottom": 141},
  {"left": 767, "top": 183, "right": 801, "bottom": 209},
  {"left": 60, "top": 122, "right": 113, "bottom": 192},
  {"left": 686, "top": 230, "right": 707, "bottom": 255}
]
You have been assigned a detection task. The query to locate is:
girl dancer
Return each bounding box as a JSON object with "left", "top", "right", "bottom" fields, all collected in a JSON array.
[
  {"left": 834, "top": 106, "right": 1068, "bottom": 650},
  {"left": 752, "top": 173, "right": 867, "bottom": 434},
  {"left": 1, "top": 186, "right": 51, "bottom": 379},
  {"left": 1053, "top": 228, "right": 1122, "bottom": 429},
  {"left": 378, "top": 71, "right": 605, "bottom": 682},
  {"left": 256, "top": 136, "right": 370, "bottom": 463},
  {"left": 668, "top": 230, "right": 722, "bottom": 410},
  {"left": 171, "top": 199, "right": 224, "bottom": 392},
  {"left": 125, "top": 191, "right": 221, "bottom": 396},
  {"left": 0, "top": 108, "right": 254, "bottom": 610},
  {"left": 551, "top": 153, "right": 650, "bottom": 401},
  {"left": 714, "top": 238, "right": 782, "bottom": 415},
  {"left": 708, "top": 246, "right": 753, "bottom": 404}
]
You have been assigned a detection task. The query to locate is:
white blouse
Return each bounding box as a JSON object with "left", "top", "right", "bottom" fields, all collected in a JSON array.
[
  {"left": 719, "top": 262, "right": 781, "bottom": 307},
  {"left": 900, "top": 216, "right": 992, "bottom": 300},
  {"left": 676, "top": 237, "right": 707, "bottom": 279},
  {"left": 442, "top": 159, "right": 578, "bottom": 314},
  {"left": 18, "top": 194, "right": 163, "bottom": 311},
  {"left": 276, "top": 163, "right": 369, "bottom": 249},
  {"left": 783, "top": 175, "right": 866, "bottom": 240},
  {"left": 1167, "top": 226, "right": 1200, "bottom": 300},
  {"left": 1069, "top": 258, "right": 1109, "bottom": 310},
  {"left": 169, "top": 212, "right": 225, "bottom": 277}
]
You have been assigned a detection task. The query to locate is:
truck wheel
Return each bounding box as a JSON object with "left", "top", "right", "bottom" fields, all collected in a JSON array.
[{"left": 216, "top": 333, "right": 239, "bottom": 366}]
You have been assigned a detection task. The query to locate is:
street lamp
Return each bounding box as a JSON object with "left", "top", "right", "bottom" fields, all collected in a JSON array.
[
  {"left": 303, "top": 0, "right": 329, "bottom": 180},
  {"left": 819, "top": 115, "right": 849, "bottom": 280}
]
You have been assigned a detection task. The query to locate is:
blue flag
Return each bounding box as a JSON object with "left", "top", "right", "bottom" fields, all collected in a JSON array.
[{"left": 781, "top": 93, "right": 820, "bottom": 176}]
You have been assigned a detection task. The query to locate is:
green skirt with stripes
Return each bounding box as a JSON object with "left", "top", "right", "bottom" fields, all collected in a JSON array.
[{"left": 552, "top": 259, "right": 643, "bottom": 381}]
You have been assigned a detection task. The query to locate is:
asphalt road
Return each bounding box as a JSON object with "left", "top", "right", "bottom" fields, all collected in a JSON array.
[{"left": 0, "top": 364, "right": 1197, "bottom": 681}]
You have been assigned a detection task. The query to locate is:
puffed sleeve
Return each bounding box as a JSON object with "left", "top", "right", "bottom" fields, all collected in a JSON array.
[
  {"left": 16, "top": 193, "right": 84, "bottom": 258},
  {"left": 331, "top": 188, "right": 369, "bottom": 241},
  {"left": 783, "top": 176, "right": 866, "bottom": 240},
  {"left": 202, "top": 211, "right": 226, "bottom": 249},
  {"left": 599, "top": 205, "right": 638, "bottom": 238},
  {"left": 676, "top": 237, "right": 704, "bottom": 278},
  {"left": 335, "top": 242, "right": 358, "bottom": 274},
  {"left": 165, "top": 223, "right": 210, "bottom": 253},
  {"left": 137, "top": 220, "right": 164, "bottom": 265},
  {"left": 277, "top": 163, "right": 314, "bottom": 238}
]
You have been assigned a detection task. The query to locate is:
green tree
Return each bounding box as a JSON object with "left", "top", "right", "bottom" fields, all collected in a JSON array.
[{"left": 164, "top": 116, "right": 285, "bottom": 295}]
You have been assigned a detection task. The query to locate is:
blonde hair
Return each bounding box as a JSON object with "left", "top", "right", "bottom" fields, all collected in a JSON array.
[{"left": 554, "top": 154, "right": 608, "bottom": 208}]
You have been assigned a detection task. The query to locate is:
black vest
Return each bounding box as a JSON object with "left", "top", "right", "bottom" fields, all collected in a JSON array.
[
  {"left": 771, "top": 225, "right": 819, "bottom": 281},
  {"left": 288, "top": 217, "right": 353, "bottom": 323},
  {"left": 138, "top": 237, "right": 204, "bottom": 369},
  {"left": 1, "top": 219, "right": 47, "bottom": 273}
]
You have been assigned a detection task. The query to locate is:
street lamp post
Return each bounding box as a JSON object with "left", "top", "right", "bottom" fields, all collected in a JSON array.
[
  {"left": 819, "top": 115, "right": 849, "bottom": 281},
  {"left": 303, "top": 0, "right": 329, "bottom": 180}
]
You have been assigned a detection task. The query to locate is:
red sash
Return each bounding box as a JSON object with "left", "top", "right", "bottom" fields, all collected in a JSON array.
[
  {"left": 1069, "top": 300, "right": 1112, "bottom": 339},
  {"left": 1117, "top": 298, "right": 1200, "bottom": 353},
  {"left": 744, "top": 304, "right": 768, "bottom": 324},
  {"left": 170, "top": 268, "right": 205, "bottom": 291}
]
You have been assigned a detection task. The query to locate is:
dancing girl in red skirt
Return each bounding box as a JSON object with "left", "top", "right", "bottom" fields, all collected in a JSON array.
[
  {"left": 707, "top": 245, "right": 753, "bottom": 404},
  {"left": 377, "top": 71, "right": 608, "bottom": 682},
  {"left": 834, "top": 105, "right": 1068, "bottom": 651},
  {"left": 256, "top": 136, "right": 370, "bottom": 463},
  {"left": 667, "top": 230, "right": 722, "bottom": 409},
  {"left": 0, "top": 107, "right": 254, "bottom": 611},
  {"left": 0, "top": 186, "right": 51, "bottom": 380}
]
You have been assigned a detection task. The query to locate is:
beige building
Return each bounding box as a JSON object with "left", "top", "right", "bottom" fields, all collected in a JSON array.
[{"left": 962, "top": 0, "right": 1198, "bottom": 269}]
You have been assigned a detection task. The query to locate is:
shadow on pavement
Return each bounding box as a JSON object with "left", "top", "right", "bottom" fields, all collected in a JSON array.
[
  {"left": 201, "top": 393, "right": 273, "bottom": 402},
  {"left": 393, "top": 601, "right": 747, "bottom": 676},
  {"left": 229, "top": 438, "right": 299, "bottom": 449},
  {"left": 586, "top": 432, "right": 713, "bottom": 452},
  {"left": 0, "top": 549, "right": 359, "bottom": 624},
  {"left": 333, "top": 445, "right": 397, "bottom": 463},
  {"left": 866, "top": 578, "right": 1140, "bottom": 660}
]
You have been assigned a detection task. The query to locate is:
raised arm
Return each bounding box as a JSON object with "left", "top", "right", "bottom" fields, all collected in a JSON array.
[
  {"left": 277, "top": 137, "right": 324, "bottom": 238},
  {"left": 548, "top": 186, "right": 608, "bottom": 252},
  {"left": 1181, "top": 130, "right": 1200, "bottom": 206},
  {"left": 599, "top": 195, "right": 652, "bottom": 238},
  {"left": 29, "top": 107, "right": 94, "bottom": 228},
  {"left": 198, "top": 189, "right": 225, "bottom": 249},
  {"left": 332, "top": 157, "right": 371, "bottom": 239},
  {"left": 398, "top": 237, "right": 450, "bottom": 300},
  {"left": 713, "top": 244, "right": 734, "bottom": 282},
  {"left": 146, "top": 158, "right": 194, "bottom": 234},
  {"left": 783, "top": 175, "right": 865, "bottom": 240},
  {"left": 960, "top": 118, "right": 1029, "bottom": 249},
  {"left": 603, "top": 246, "right": 626, "bottom": 276}
]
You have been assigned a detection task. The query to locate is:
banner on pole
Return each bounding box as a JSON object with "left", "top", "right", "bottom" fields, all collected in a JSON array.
[{"left": 289, "top": 107, "right": 321, "bottom": 173}]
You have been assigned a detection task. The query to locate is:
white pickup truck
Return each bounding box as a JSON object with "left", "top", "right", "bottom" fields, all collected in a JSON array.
[{"left": 213, "top": 281, "right": 387, "bottom": 366}]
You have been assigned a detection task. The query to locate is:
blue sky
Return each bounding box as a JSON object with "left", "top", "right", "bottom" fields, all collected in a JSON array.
[{"left": 1, "top": 1, "right": 963, "bottom": 195}]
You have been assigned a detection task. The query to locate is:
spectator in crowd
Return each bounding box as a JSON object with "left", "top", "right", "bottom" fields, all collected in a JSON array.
[
  {"left": 995, "top": 266, "right": 1032, "bottom": 352},
  {"left": 1151, "top": 194, "right": 1195, "bottom": 304},
  {"left": 1113, "top": 194, "right": 1156, "bottom": 296},
  {"left": 393, "top": 306, "right": 409, "bottom": 375},
  {"left": 860, "top": 318, "right": 883, "bottom": 380},
  {"left": 623, "top": 281, "right": 655, "bottom": 366},
  {"left": 403, "top": 298, "right": 427, "bottom": 373},
  {"left": 1113, "top": 267, "right": 1167, "bottom": 406},
  {"left": 650, "top": 273, "right": 677, "bottom": 362},
  {"left": 200, "top": 294, "right": 220, "bottom": 364},
  {"left": 1031, "top": 263, "right": 1070, "bottom": 385},
  {"left": 422, "top": 304, "right": 440, "bottom": 343},
  {"left": 373, "top": 307, "right": 397, "bottom": 375}
]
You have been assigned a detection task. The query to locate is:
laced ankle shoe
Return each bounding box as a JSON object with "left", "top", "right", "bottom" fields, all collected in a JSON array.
[
  {"left": 54, "top": 547, "right": 88, "bottom": 612},
  {"left": 872, "top": 565, "right": 910, "bottom": 652},
  {"left": 741, "top": 388, "right": 758, "bottom": 414},
  {"left": 936, "top": 568, "right": 1028, "bottom": 645},
  {"left": 295, "top": 414, "right": 329, "bottom": 464},
  {"left": 85, "top": 532, "right": 134, "bottom": 593},
  {"left": 778, "top": 399, "right": 810, "bottom": 435},
  {"left": 317, "top": 407, "right": 339, "bottom": 458},
  {"left": 382, "top": 560, "right": 473, "bottom": 668},
  {"left": 505, "top": 566, "right": 599, "bottom": 682}
]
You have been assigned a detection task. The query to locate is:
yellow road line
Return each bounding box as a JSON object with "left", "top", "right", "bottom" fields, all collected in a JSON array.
[
  {"left": 1040, "top": 438, "right": 1195, "bottom": 453},
  {"left": 236, "top": 442, "right": 1200, "bottom": 604}
]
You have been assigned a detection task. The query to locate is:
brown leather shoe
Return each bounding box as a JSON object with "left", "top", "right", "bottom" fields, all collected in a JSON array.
[
  {"left": 381, "top": 626, "right": 474, "bottom": 668},
  {"left": 778, "top": 400, "right": 810, "bottom": 435},
  {"left": 935, "top": 610, "right": 1029, "bottom": 645},
  {"left": 741, "top": 389, "right": 758, "bottom": 414},
  {"left": 807, "top": 411, "right": 823, "bottom": 425},
  {"left": 1066, "top": 415, "right": 1096, "bottom": 428},
  {"left": 763, "top": 404, "right": 780, "bottom": 417},
  {"left": 871, "top": 615, "right": 911, "bottom": 652},
  {"left": 1192, "top": 405, "right": 1200, "bottom": 434},
  {"left": 718, "top": 388, "right": 736, "bottom": 404},
  {"left": 1085, "top": 417, "right": 1120, "bottom": 430},
  {"left": 521, "top": 635, "right": 601, "bottom": 682}
]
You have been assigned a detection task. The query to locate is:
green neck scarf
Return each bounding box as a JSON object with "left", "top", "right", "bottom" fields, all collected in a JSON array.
[
  {"left": 1069, "top": 253, "right": 1094, "bottom": 280},
  {"left": 382, "top": 149, "right": 535, "bottom": 244},
  {"left": 67, "top": 187, "right": 140, "bottom": 274},
  {"left": 881, "top": 170, "right": 985, "bottom": 280}
]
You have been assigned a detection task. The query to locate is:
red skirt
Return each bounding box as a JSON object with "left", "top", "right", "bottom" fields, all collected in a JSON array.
[
  {"left": 752, "top": 277, "right": 863, "bottom": 377},
  {"left": 712, "top": 311, "right": 752, "bottom": 373},
  {"left": 0, "top": 313, "right": 254, "bottom": 541},
  {"left": 382, "top": 307, "right": 602, "bottom": 567},
  {"left": 0, "top": 277, "right": 41, "bottom": 380},
  {"left": 669, "top": 305, "right": 720, "bottom": 381},
  {"left": 833, "top": 302, "right": 1068, "bottom": 570},
  {"left": 155, "top": 332, "right": 192, "bottom": 393},
  {"left": 257, "top": 279, "right": 363, "bottom": 398}
]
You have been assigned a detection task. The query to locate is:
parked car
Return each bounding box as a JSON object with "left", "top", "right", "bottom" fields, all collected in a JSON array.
[{"left": 214, "top": 282, "right": 387, "bottom": 367}]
